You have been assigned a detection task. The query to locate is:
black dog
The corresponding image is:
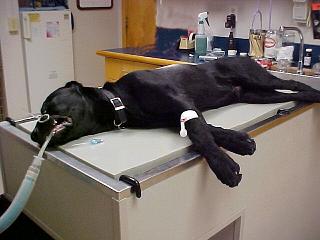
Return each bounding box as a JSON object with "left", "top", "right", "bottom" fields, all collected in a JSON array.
[{"left": 31, "top": 57, "right": 320, "bottom": 187}]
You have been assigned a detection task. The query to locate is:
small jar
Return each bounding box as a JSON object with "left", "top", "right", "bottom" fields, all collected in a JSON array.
[{"left": 304, "top": 48, "right": 312, "bottom": 68}]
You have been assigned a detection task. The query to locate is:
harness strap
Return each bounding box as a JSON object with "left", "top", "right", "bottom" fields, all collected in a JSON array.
[{"left": 101, "top": 88, "right": 127, "bottom": 128}]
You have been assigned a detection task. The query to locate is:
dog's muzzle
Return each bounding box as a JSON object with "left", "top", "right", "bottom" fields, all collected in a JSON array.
[
  {"left": 31, "top": 114, "right": 73, "bottom": 144},
  {"left": 39, "top": 114, "right": 73, "bottom": 134}
]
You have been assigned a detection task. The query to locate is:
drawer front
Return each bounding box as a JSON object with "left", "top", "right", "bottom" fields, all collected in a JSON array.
[{"left": 105, "top": 58, "right": 160, "bottom": 82}]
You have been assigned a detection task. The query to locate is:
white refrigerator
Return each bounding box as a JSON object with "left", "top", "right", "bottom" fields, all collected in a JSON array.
[{"left": 20, "top": 9, "right": 74, "bottom": 113}]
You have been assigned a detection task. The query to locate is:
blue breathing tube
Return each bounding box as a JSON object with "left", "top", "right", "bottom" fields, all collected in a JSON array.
[{"left": 0, "top": 130, "right": 54, "bottom": 233}]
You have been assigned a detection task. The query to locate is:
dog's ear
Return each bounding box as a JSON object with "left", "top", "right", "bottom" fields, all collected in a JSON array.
[{"left": 65, "top": 81, "right": 83, "bottom": 88}]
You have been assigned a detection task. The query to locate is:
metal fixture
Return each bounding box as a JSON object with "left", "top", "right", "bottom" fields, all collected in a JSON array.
[{"left": 279, "top": 26, "right": 304, "bottom": 75}]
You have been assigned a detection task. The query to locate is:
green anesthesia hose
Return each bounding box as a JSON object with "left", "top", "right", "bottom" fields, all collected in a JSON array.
[{"left": 0, "top": 130, "right": 54, "bottom": 233}]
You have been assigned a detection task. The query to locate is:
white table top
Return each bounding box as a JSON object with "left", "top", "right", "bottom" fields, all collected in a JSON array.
[{"left": 21, "top": 102, "right": 295, "bottom": 179}]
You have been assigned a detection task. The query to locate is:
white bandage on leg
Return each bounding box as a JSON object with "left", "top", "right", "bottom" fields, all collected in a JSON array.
[{"left": 180, "top": 110, "right": 199, "bottom": 137}]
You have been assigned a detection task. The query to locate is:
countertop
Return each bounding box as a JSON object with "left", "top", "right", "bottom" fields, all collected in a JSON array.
[
  {"left": 96, "top": 46, "right": 203, "bottom": 65},
  {"left": 97, "top": 47, "right": 320, "bottom": 91}
]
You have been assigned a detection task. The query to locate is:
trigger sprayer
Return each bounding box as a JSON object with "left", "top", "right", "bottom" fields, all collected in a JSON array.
[
  {"left": 197, "top": 11, "right": 210, "bottom": 34},
  {"left": 195, "top": 11, "right": 210, "bottom": 56}
]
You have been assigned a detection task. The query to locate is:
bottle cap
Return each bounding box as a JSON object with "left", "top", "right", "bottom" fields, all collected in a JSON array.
[{"left": 306, "top": 48, "right": 312, "bottom": 52}]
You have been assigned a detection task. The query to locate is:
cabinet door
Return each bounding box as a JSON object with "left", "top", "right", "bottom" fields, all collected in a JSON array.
[{"left": 122, "top": 0, "right": 156, "bottom": 48}]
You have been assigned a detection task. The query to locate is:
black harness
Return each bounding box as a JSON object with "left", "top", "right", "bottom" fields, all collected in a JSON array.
[{"left": 100, "top": 88, "right": 127, "bottom": 128}]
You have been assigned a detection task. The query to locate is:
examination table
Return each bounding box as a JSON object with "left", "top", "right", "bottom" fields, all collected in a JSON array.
[{"left": 0, "top": 100, "right": 320, "bottom": 240}]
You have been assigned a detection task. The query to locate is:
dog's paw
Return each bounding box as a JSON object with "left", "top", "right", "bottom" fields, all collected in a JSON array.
[
  {"left": 221, "top": 132, "right": 256, "bottom": 156},
  {"left": 233, "top": 135, "right": 256, "bottom": 156},
  {"left": 206, "top": 154, "right": 242, "bottom": 187}
]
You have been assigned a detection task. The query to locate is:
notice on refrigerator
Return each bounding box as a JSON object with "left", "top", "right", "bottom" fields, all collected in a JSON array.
[
  {"left": 46, "top": 21, "right": 60, "bottom": 38},
  {"left": 28, "top": 13, "right": 40, "bottom": 22}
]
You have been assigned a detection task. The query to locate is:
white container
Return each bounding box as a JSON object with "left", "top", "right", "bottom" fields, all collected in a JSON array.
[{"left": 264, "top": 30, "right": 282, "bottom": 59}]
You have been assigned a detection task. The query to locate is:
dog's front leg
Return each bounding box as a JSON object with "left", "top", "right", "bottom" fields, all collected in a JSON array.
[
  {"left": 185, "top": 118, "right": 242, "bottom": 187},
  {"left": 208, "top": 125, "right": 256, "bottom": 156}
]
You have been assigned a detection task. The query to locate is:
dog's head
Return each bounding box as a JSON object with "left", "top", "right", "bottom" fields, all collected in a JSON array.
[{"left": 31, "top": 81, "right": 114, "bottom": 146}]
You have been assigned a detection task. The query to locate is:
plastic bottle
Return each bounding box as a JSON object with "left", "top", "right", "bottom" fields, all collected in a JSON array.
[
  {"left": 304, "top": 49, "right": 312, "bottom": 68},
  {"left": 227, "top": 31, "right": 237, "bottom": 57},
  {"left": 195, "top": 12, "right": 209, "bottom": 56},
  {"left": 195, "top": 35, "right": 207, "bottom": 56},
  {"left": 228, "top": 31, "right": 235, "bottom": 50}
]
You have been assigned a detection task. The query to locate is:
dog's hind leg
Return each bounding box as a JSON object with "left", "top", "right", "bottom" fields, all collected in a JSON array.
[
  {"left": 208, "top": 125, "right": 256, "bottom": 156},
  {"left": 240, "top": 89, "right": 320, "bottom": 104},
  {"left": 257, "top": 75, "right": 316, "bottom": 92},
  {"left": 184, "top": 117, "right": 242, "bottom": 187},
  {"left": 240, "top": 69, "right": 316, "bottom": 92}
]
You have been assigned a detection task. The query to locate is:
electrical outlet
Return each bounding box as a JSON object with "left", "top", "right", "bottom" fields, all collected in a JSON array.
[{"left": 229, "top": 6, "right": 238, "bottom": 16}]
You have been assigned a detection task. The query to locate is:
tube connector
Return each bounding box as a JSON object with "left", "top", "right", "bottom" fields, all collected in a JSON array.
[{"left": 32, "top": 156, "right": 44, "bottom": 167}]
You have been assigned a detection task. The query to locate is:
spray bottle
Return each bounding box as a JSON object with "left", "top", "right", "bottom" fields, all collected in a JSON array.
[{"left": 195, "top": 12, "right": 210, "bottom": 56}]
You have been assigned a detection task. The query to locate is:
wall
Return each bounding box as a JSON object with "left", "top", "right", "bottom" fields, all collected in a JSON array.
[
  {"left": 157, "top": 0, "right": 320, "bottom": 45},
  {"left": 69, "top": 0, "right": 122, "bottom": 87}
]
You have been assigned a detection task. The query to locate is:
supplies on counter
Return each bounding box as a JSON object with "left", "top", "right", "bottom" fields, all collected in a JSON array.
[
  {"left": 179, "top": 33, "right": 195, "bottom": 50},
  {"left": 312, "top": 56, "right": 320, "bottom": 76},
  {"left": 276, "top": 59, "right": 291, "bottom": 72},
  {"left": 228, "top": 49, "right": 237, "bottom": 57},
  {"left": 249, "top": 10, "right": 266, "bottom": 58},
  {"left": 276, "top": 31, "right": 295, "bottom": 62},
  {"left": 227, "top": 31, "right": 235, "bottom": 50},
  {"left": 195, "top": 35, "right": 207, "bottom": 56},
  {"left": 198, "top": 48, "right": 225, "bottom": 61},
  {"left": 195, "top": 12, "right": 210, "bottom": 56},
  {"left": 303, "top": 49, "right": 313, "bottom": 68},
  {"left": 264, "top": 29, "right": 282, "bottom": 59},
  {"left": 226, "top": 13, "right": 237, "bottom": 57},
  {"left": 256, "top": 58, "right": 273, "bottom": 69},
  {"left": 276, "top": 46, "right": 294, "bottom": 62},
  {"left": 249, "top": 29, "right": 265, "bottom": 58}
]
